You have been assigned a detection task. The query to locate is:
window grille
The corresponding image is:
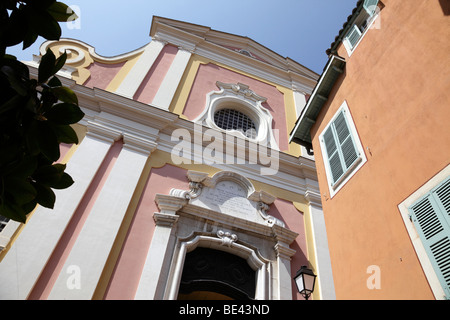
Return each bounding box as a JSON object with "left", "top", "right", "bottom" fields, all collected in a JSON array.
[{"left": 214, "top": 108, "right": 257, "bottom": 139}]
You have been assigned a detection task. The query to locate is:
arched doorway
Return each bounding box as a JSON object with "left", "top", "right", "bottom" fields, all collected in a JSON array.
[{"left": 177, "top": 247, "right": 256, "bottom": 300}]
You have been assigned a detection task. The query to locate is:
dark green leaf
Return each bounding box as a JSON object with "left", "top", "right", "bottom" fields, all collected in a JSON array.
[
  {"left": 22, "top": 198, "right": 38, "bottom": 215},
  {"left": 4, "top": 177, "right": 37, "bottom": 205},
  {"left": 3, "top": 54, "right": 17, "bottom": 60},
  {"left": 5, "top": 0, "right": 17, "bottom": 10},
  {"left": 36, "top": 120, "right": 60, "bottom": 161},
  {"left": 32, "top": 182, "right": 56, "bottom": 209},
  {"left": 0, "top": 201, "right": 27, "bottom": 223},
  {"left": 33, "top": 163, "right": 66, "bottom": 188},
  {"left": 44, "top": 103, "right": 84, "bottom": 125},
  {"left": 3, "top": 8, "right": 28, "bottom": 48},
  {"left": 5, "top": 156, "right": 38, "bottom": 179},
  {"left": 50, "top": 123, "right": 79, "bottom": 144},
  {"left": 53, "top": 163, "right": 66, "bottom": 173},
  {"left": 0, "top": 142, "right": 20, "bottom": 165},
  {"left": 25, "top": 119, "right": 41, "bottom": 156},
  {"left": 47, "top": 2, "right": 76, "bottom": 22},
  {"left": 0, "top": 93, "right": 24, "bottom": 115},
  {"left": 29, "top": 9, "right": 61, "bottom": 41},
  {"left": 25, "top": 95, "right": 38, "bottom": 113},
  {"left": 53, "top": 51, "right": 67, "bottom": 74},
  {"left": 47, "top": 75, "right": 62, "bottom": 87},
  {"left": 1, "top": 65, "right": 28, "bottom": 95},
  {"left": 22, "top": 28, "right": 38, "bottom": 50},
  {"left": 51, "top": 172, "right": 74, "bottom": 189},
  {"left": 51, "top": 86, "right": 78, "bottom": 105},
  {"left": 38, "top": 49, "right": 56, "bottom": 84},
  {"left": 33, "top": 0, "right": 57, "bottom": 10}
]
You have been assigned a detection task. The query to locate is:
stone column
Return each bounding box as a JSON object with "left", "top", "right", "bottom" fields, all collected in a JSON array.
[
  {"left": 134, "top": 194, "right": 186, "bottom": 299},
  {"left": 273, "top": 240, "right": 296, "bottom": 300}
]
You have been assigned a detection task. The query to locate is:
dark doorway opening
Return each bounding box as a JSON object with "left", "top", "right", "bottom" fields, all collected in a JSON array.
[{"left": 177, "top": 247, "right": 256, "bottom": 300}]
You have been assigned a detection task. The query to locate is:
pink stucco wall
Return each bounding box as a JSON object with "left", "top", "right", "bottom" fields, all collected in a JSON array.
[
  {"left": 182, "top": 63, "right": 289, "bottom": 151},
  {"left": 56, "top": 143, "right": 72, "bottom": 163},
  {"left": 270, "top": 198, "right": 308, "bottom": 300},
  {"left": 103, "top": 164, "right": 307, "bottom": 299},
  {"left": 103, "top": 164, "right": 190, "bottom": 299},
  {"left": 28, "top": 140, "right": 123, "bottom": 300},
  {"left": 83, "top": 61, "right": 125, "bottom": 90},
  {"left": 133, "top": 45, "right": 179, "bottom": 104}
]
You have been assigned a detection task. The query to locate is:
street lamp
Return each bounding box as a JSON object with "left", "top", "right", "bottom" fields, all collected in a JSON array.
[{"left": 294, "top": 265, "right": 316, "bottom": 300}]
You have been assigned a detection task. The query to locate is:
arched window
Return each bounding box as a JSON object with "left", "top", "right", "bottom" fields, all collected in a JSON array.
[{"left": 213, "top": 108, "right": 257, "bottom": 139}]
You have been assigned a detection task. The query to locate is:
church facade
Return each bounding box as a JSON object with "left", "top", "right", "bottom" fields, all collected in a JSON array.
[{"left": 0, "top": 17, "right": 334, "bottom": 300}]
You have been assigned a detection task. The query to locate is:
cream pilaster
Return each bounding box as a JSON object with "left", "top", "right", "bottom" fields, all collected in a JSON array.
[
  {"left": 151, "top": 47, "right": 192, "bottom": 110},
  {"left": 305, "top": 190, "right": 336, "bottom": 300},
  {"left": 273, "top": 238, "right": 296, "bottom": 299},
  {"left": 114, "top": 39, "right": 166, "bottom": 99},
  {"left": 47, "top": 129, "right": 156, "bottom": 300}
]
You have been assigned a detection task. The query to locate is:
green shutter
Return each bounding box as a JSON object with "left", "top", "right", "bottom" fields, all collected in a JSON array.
[
  {"left": 409, "top": 176, "right": 450, "bottom": 298},
  {"left": 363, "top": 0, "right": 379, "bottom": 16},
  {"left": 334, "top": 111, "right": 359, "bottom": 169},
  {"left": 323, "top": 126, "right": 344, "bottom": 183},
  {"left": 322, "top": 110, "right": 360, "bottom": 185},
  {"left": 345, "top": 25, "right": 362, "bottom": 49},
  {"left": 435, "top": 178, "right": 450, "bottom": 226}
]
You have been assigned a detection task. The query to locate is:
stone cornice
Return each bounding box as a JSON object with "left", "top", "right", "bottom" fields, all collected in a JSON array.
[
  {"left": 25, "top": 63, "right": 320, "bottom": 199},
  {"left": 150, "top": 17, "right": 318, "bottom": 93}
]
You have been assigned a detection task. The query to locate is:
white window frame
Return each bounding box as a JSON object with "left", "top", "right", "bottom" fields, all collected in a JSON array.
[
  {"left": 193, "top": 81, "right": 279, "bottom": 150},
  {"left": 343, "top": 1, "right": 381, "bottom": 57},
  {"left": 0, "top": 218, "right": 21, "bottom": 252},
  {"left": 398, "top": 164, "right": 450, "bottom": 300},
  {"left": 319, "top": 101, "right": 367, "bottom": 198}
]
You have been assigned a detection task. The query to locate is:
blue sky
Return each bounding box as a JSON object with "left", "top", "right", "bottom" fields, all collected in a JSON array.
[{"left": 8, "top": 0, "right": 357, "bottom": 74}]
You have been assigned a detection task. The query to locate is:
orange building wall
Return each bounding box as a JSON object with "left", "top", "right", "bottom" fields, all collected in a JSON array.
[{"left": 310, "top": 0, "right": 450, "bottom": 299}]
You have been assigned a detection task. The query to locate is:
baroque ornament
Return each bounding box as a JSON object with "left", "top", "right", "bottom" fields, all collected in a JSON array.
[{"left": 217, "top": 230, "right": 238, "bottom": 247}]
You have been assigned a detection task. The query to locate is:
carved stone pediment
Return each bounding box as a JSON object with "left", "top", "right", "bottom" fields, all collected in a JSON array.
[{"left": 170, "top": 170, "right": 284, "bottom": 227}]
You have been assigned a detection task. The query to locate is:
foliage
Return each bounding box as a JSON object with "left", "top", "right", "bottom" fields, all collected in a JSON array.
[{"left": 0, "top": 0, "right": 83, "bottom": 223}]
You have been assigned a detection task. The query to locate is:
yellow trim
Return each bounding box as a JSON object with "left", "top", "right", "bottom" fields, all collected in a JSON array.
[
  {"left": 43, "top": 40, "right": 143, "bottom": 88},
  {"left": 295, "top": 201, "right": 321, "bottom": 300},
  {"left": 104, "top": 53, "right": 142, "bottom": 93},
  {"left": 169, "top": 55, "right": 200, "bottom": 118},
  {"left": 278, "top": 87, "right": 302, "bottom": 156}
]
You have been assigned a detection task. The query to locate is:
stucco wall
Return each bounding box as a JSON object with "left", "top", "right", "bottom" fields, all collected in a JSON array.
[{"left": 310, "top": 0, "right": 450, "bottom": 299}]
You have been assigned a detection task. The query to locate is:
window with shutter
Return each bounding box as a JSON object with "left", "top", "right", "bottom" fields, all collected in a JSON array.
[
  {"left": 345, "top": 25, "right": 363, "bottom": 50},
  {"left": 319, "top": 101, "right": 366, "bottom": 197},
  {"left": 408, "top": 177, "right": 450, "bottom": 298},
  {"left": 343, "top": 0, "right": 381, "bottom": 55},
  {"left": 363, "top": 0, "right": 379, "bottom": 16}
]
